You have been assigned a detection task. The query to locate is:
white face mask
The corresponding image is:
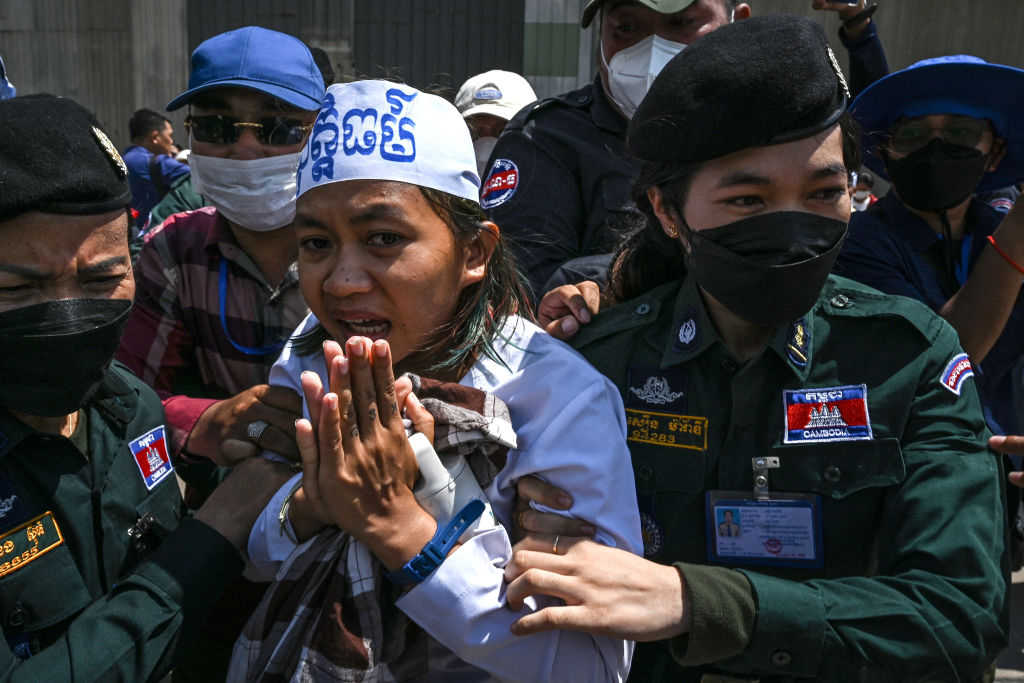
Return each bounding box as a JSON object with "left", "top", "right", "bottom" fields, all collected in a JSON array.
[
  {"left": 602, "top": 34, "right": 687, "bottom": 120},
  {"left": 188, "top": 151, "right": 301, "bottom": 232},
  {"left": 473, "top": 136, "right": 498, "bottom": 177},
  {"left": 853, "top": 190, "right": 871, "bottom": 201}
]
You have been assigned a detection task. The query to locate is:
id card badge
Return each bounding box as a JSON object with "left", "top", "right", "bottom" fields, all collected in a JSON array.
[{"left": 705, "top": 490, "right": 824, "bottom": 569}]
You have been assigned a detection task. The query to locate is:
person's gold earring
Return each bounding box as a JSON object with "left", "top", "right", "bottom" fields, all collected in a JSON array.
[{"left": 666, "top": 224, "right": 679, "bottom": 238}]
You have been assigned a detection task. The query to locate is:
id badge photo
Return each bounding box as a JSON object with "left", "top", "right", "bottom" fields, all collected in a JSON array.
[{"left": 705, "top": 457, "right": 824, "bottom": 569}]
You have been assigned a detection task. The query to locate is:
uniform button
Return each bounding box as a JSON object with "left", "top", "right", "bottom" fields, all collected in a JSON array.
[
  {"left": 830, "top": 294, "right": 852, "bottom": 308},
  {"left": 638, "top": 464, "right": 654, "bottom": 480},
  {"left": 577, "top": 95, "right": 588, "bottom": 103},
  {"left": 635, "top": 303, "right": 651, "bottom": 315},
  {"left": 824, "top": 465, "right": 841, "bottom": 483},
  {"left": 722, "top": 358, "right": 739, "bottom": 371},
  {"left": 7, "top": 604, "right": 27, "bottom": 628},
  {"left": 771, "top": 650, "right": 792, "bottom": 666}
]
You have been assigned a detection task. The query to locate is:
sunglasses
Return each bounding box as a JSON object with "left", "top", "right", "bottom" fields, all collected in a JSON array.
[
  {"left": 184, "top": 114, "right": 313, "bottom": 146},
  {"left": 887, "top": 118, "right": 990, "bottom": 154}
]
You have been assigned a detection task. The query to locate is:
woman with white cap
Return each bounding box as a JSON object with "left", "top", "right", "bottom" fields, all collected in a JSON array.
[{"left": 231, "top": 79, "right": 640, "bottom": 681}]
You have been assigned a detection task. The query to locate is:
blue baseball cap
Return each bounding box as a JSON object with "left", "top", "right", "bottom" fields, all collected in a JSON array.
[
  {"left": 851, "top": 55, "right": 1024, "bottom": 192},
  {"left": 167, "top": 26, "right": 325, "bottom": 112}
]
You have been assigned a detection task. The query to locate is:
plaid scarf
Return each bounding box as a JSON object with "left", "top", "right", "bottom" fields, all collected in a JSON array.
[{"left": 228, "top": 378, "right": 515, "bottom": 682}]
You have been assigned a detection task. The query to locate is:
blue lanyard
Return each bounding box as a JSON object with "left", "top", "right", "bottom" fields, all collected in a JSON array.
[
  {"left": 218, "top": 258, "right": 288, "bottom": 356},
  {"left": 954, "top": 234, "right": 973, "bottom": 287}
]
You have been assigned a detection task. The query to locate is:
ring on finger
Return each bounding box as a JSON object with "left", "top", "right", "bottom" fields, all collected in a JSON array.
[
  {"left": 247, "top": 420, "right": 270, "bottom": 443},
  {"left": 517, "top": 510, "right": 527, "bottom": 530},
  {"left": 553, "top": 534, "right": 561, "bottom": 555}
]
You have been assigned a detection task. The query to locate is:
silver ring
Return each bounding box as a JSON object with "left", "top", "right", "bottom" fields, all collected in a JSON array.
[
  {"left": 247, "top": 420, "right": 270, "bottom": 442},
  {"left": 553, "top": 534, "right": 561, "bottom": 556}
]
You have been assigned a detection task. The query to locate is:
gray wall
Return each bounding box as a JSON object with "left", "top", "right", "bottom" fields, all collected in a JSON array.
[
  {"left": 3, "top": 1, "right": 1023, "bottom": 150},
  {"left": 750, "top": 1, "right": 1024, "bottom": 74},
  {"left": 1, "top": 0, "right": 188, "bottom": 149}
]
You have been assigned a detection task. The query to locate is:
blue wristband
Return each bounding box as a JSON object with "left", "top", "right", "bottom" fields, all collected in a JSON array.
[{"left": 385, "top": 499, "right": 485, "bottom": 587}]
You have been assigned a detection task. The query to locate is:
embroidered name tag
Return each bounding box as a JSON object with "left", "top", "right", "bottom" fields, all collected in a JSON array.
[
  {"left": 626, "top": 409, "right": 708, "bottom": 450},
  {"left": 940, "top": 353, "right": 974, "bottom": 396},
  {"left": 783, "top": 384, "right": 873, "bottom": 444},
  {"left": 0, "top": 512, "right": 64, "bottom": 577},
  {"left": 129, "top": 426, "right": 174, "bottom": 491}
]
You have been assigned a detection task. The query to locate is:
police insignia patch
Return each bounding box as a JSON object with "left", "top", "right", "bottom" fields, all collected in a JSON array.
[
  {"left": 91, "top": 125, "right": 127, "bottom": 177},
  {"left": 673, "top": 309, "right": 701, "bottom": 353},
  {"left": 940, "top": 353, "right": 974, "bottom": 396},
  {"left": 0, "top": 471, "right": 29, "bottom": 532},
  {"left": 480, "top": 158, "right": 519, "bottom": 209},
  {"left": 639, "top": 510, "right": 664, "bottom": 558},
  {"left": 783, "top": 384, "right": 873, "bottom": 443},
  {"left": 129, "top": 426, "right": 174, "bottom": 491},
  {"left": 787, "top": 317, "right": 810, "bottom": 368}
]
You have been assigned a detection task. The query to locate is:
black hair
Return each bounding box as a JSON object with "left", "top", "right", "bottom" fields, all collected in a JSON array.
[
  {"left": 128, "top": 108, "right": 171, "bottom": 141},
  {"left": 307, "top": 45, "right": 336, "bottom": 88},
  {"left": 858, "top": 170, "right": 875, "bottom": 187},
  {"left": 291, "top": 188, "right": 532, "bottom": 379},
  {"left": 608, "top": 111, "right": 862, "bottom": 303}
]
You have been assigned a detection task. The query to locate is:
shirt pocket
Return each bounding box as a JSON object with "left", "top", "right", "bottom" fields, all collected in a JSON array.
[
  {"left": 633, "top": 439, "right": 709, "bottom": 496},
  {"left": 771, "top": 438, "right": 905, "bottom": 498},
  {"left": 0, "top": 539, "right": 92, "bottom": 635},
  {"left": 770, "top": 438, "right": 906, "bottom": 575}
]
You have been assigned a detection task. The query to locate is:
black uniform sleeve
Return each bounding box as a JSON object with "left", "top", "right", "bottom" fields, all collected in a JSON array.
[{"left": 485, "top": 122, "right": 587, "bottom": 300}]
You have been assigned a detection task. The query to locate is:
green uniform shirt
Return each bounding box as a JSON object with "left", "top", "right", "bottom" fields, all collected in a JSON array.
[
  {"left": 0, "top": 362, "right": 241, "bottom": 681},
  {"left": 572, "top": 274, "right": 1009, "bottom": 682}
]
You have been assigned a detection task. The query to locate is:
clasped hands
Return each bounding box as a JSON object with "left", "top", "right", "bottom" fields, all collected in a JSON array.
[{"left": 288, "top": 336, "right": 438, "bottom": 571}]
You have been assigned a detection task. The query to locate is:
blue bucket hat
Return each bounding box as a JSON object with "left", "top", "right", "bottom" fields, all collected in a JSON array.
[
  {"left": 851, "top": 55, "right": 1024, "bottom": 192},
  {"left": 167, "top": 26, "right": 325, "bottom": 112}
]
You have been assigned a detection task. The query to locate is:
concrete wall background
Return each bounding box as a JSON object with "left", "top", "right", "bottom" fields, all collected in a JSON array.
[{"left": 2, "top": 1, "right": 1022, "bottom": 148}]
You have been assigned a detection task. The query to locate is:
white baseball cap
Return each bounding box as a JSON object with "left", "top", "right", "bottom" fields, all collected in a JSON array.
[
  {"left": 296, "top": 80, "right": 480, "bottom": 204},
  {"left": 455, "top": 70, "right": 538, "bottom": 122}
]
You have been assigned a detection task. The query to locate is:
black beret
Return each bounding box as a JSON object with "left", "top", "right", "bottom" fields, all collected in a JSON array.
[
  {"left": 0, "top": 95, "right": 131, "bottom": 223},
  {"left": 628, "top": 14, "right": 849, "bottom": 164}
]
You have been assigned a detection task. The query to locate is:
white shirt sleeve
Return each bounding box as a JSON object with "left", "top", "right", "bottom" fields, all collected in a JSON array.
[{"left": 397, "top": 364, "right": 641, "bottom": 682}]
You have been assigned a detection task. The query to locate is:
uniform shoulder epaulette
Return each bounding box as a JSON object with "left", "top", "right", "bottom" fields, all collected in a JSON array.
[
  {"left": 571, "top": 280, "right": 677, "bottom": 351},
  {"left": 503, "top": 85, "right": 594, "bottom": 133},
  {"left": 819, "top": 275, "right": 946, "bottom": 345}
]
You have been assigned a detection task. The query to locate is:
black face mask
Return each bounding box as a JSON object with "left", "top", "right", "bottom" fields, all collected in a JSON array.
[
  {"left": 883, "top": 138, "right": 991, "bottom": 212},
  {"left": 683, "top": 211, "right": 848, "bottom": 327},
  {"left": 0, "top": 298, "right": 133, "bottom": 417}
]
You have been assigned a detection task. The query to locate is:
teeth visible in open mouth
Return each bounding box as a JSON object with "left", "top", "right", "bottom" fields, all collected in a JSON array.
[{"left": 345, "top": 319, "right": 388, "bottom": 334}]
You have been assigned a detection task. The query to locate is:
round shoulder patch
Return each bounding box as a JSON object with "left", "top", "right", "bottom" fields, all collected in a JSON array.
[{"left": 481, "top": 158, "right": 519, "bottom": 210}]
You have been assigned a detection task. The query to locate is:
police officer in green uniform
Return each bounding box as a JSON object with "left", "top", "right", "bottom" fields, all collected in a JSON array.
[
  {"left": 0, "top": 94, "right": 289, "bottom": 680},
  {"left": 504, "top": 16, "right": 1008, "bottom": 681}
]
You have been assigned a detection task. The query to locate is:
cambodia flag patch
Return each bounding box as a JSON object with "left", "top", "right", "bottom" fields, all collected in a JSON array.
[
  {"left": 480, "top": 159, "right": 519, "bottom": 209},
  {"left": 129, "top": 425, "right": 174, "bottom": 491},
  {"left": 783, "top": 384, "right": 873, "bottom": 444},
  {"left": 940, "top": 353, "right": 974, "bottom": 396}
]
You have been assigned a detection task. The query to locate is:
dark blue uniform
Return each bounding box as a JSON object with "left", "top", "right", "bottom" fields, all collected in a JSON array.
[
  {"left": 482, "top": 76, "right": 638, "bottom": 298},
  {"left": 836, "top": 193, "right": 1024, "bottom": 436}
]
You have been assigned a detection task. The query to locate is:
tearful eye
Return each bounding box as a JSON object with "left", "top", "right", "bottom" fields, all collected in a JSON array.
[{"left": 368, "top": 232, "right": 403, "bottom": 247}]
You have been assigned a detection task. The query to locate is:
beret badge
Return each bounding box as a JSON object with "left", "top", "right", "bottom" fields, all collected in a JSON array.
[
  {"left": 827, "top": 46, "right": 851, "bottom": 99},
  {"left": 91, "top": 126, "right": 127, "bottom": 178}
]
